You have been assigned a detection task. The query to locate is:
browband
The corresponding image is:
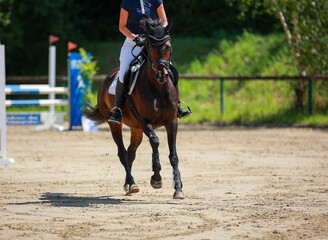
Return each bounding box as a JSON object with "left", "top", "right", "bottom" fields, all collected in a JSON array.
[{"left": 148, "top": 35, "right": 171, "bottom": 45}]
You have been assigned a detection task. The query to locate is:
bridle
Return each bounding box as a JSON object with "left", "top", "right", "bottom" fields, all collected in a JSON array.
[
  {"left": 132, "top": 34, "right": 172, "bottom": 73},
  {"left": 146, "top": 34, "right": 172, "bottom": 72}
]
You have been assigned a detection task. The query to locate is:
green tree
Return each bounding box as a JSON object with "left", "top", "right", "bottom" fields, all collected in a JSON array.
[
  {"left": 0, "top": 0, "right": 84, "bottom": 74},
  {"left": 79, "top": 48, "right": 99, "bottom": 106},
  {"left": 229, "top": 0, "right": 328, "bottom": 111},
  {"left": 1, "top": 1, "right": 278, "bottom": 75},
  {"left": 0, "top": 0, "right": 13, "bottom": 30}
]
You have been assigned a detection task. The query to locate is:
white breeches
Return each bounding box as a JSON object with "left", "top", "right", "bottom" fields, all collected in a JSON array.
[{"left": 119, "top": 37, "right": 143, "bottom": 83}]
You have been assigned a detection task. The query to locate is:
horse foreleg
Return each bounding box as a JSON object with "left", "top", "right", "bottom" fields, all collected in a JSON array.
[
  {"left": 109, "top": 123, "right": 139, "bottom": 195},
  {"left": 165, "top": 120, "right": 184, "bottom": 199},
  {"left": 141, "top": 121, "right": 163, "bottom": 189}
]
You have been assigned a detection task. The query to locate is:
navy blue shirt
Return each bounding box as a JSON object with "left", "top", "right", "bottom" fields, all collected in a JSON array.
[{"left": 121, "top": 0, "right": 163, "bottom": 34}]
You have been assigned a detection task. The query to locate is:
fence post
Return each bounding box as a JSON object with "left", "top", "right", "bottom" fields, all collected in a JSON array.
[
  {"left": 220, "top": 78, "right": 224, "bottom": 115},
  {"left": 308, "top": 77, "right": 312, "bottom": 116}
]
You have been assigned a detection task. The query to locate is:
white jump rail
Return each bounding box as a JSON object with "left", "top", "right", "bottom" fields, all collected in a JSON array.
[{"left": 5, "top": 84, "right": 69, "bottom": 95}]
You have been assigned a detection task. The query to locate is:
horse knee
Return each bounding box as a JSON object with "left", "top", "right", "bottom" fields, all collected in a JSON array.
[
  {"left": 117, "top": 149, "right": 127, "bottom": 163},
  {"left": 127, "top": 145, "right": 136, "bottom": 158},
  {"left": 127, "top": 153, "right": 134, "bottom": 166},
  {"left": 149, "top": 133, "right": 160, "bottom": 150}
]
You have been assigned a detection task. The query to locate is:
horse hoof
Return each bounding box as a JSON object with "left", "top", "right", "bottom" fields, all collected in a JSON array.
[
  {"left": 124, "top": 184, "right": 139, "bottom": 195},
  {"left": 150, "top": 177, "right": 163, "bottom": 189},
  {"left": 173, "top": 191, "right": 184, "bottom": 199}
]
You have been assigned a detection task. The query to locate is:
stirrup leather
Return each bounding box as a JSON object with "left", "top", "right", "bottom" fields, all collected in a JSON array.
[{"left": 107, "top": 107, "right": 122, "bottom": 124}]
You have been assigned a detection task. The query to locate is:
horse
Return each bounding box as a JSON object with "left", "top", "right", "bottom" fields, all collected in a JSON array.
[{"left": 82, "top": 19, "right": 184, "bottom": 199}]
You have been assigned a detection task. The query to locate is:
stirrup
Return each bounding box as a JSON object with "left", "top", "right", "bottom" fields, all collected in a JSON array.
[
  {"left": 107, "top": 107, "right": 122, "bottom": 124},
  {"left": 178, "top": 101, "right": 192, "bottom": 119}
]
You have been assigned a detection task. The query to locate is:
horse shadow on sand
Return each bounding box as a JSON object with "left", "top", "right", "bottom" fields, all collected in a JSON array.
[{"left": 11, "top": 193, "right": 168, "bottom": 207}]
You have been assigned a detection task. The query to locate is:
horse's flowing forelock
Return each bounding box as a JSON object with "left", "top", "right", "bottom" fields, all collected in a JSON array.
[
  {"left": 140, "top": 18, "right": 163, "bottom": 29},
  {"left": 148, "top": 18, "right": 163, "bottom": 28},
  {"left": 141, "top": 18, "right": 165, "bottom": 39}
]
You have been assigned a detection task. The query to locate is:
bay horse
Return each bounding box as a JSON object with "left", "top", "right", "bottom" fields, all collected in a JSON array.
[{"left": 83, "top": 19, "right": 184, "bottom": 199}]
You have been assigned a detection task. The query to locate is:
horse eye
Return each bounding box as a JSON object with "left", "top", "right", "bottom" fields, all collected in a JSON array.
[{"left": 162, "top": 45, "right": 170, "bottom": 54}]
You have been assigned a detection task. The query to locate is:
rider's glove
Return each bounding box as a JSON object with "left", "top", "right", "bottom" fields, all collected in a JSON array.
[{"left": 133, "top": 37, "right": 145, "bottom": 47}]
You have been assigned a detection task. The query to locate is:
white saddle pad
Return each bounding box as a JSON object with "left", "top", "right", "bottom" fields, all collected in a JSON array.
[
  {"left": 108, "top": 75, "right": 118, "bottom": 95},
  {"left": 108, "top": 67, "right": 142, "bottom": 95}
]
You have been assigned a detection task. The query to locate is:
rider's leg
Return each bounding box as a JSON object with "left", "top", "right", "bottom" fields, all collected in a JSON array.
[
  {"left": 108, "top": 80, "right": 125, "bottom": 123},
  {"left": 108, "top": 38, "right": 142, "bottom": 124},
  {"left": 170, "top": 64, "right": 192, "bottom": 119},
  {"left": 175, "top": 84, "right": 192, "bottom": 119}
]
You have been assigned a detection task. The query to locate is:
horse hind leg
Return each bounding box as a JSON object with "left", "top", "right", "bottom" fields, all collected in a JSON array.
[{"left": 109, "top": 123, "right": 139, "bottom": 195}]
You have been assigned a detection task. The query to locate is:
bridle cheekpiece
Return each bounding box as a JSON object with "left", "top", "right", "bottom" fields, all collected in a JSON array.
[{"left": 145, "top": 20, "right": 173, "bottom": 72}]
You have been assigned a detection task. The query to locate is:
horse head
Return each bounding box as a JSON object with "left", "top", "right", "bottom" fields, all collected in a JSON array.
[{"left": 144, "top": 19, "right": 173, "bottom": 84}]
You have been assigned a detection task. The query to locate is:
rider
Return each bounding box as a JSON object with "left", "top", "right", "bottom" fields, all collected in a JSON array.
[{"left": 108, "top": 0, "right": 192, "bottom": 124}]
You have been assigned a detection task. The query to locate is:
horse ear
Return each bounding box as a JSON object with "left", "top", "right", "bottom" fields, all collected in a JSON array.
[
  {"left": 146, "top": 21, "right": 153, "bottom": 35},
  {"left": 165, "top": 20, "right": 173, "bottom": 34}
]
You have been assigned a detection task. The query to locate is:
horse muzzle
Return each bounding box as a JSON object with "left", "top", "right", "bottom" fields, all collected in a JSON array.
[
  {"left": 155, "top": 71, "right": 169, "bottom": 84},
  {"left": 152, "top": 59, "right": 170, "bottom": 84}
]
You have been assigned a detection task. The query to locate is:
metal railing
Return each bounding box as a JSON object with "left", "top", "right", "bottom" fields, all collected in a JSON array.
[{"left": 6, "top": 74, "right": 328, "bottom": 116}]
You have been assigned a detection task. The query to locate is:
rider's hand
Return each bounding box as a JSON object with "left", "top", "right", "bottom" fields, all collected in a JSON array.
[{"left": 133, "top": 37, "right": 145, "bottom": 47}]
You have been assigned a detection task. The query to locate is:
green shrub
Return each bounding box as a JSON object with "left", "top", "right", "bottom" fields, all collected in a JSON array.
[{"left": 87, "top": 32, "right": 328, "bottom": 125}]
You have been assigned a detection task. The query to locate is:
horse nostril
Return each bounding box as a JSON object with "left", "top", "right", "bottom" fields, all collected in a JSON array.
[{"left": 155, "top": 71, "right": 168, "bottom": 83}]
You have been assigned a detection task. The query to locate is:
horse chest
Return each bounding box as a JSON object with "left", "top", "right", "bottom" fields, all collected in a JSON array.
[{"left": 152, "top": 99, "right": 161, "bottom": 112}]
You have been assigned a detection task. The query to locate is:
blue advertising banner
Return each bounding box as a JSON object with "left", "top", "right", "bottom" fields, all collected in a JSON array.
[
  {"left": 7, "top": 114, "right": 41, "bottom": 125},
  {"left": 68, "top": 52, "right": 91, "bottom": 130}
]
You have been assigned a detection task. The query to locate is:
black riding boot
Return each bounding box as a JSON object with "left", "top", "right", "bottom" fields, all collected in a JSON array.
[
  {"left": 108, "top": 81, "right": 125, "bottom": 124},
  {"left": 175, "top": 84, "right": 192, "bottom": 119},
  {"left": 170, "top": 64, "right": 192, "bottom": 119}
]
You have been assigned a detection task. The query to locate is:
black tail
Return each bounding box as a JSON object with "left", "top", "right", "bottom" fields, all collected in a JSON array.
[{"left": 82, "top": 103, "right": 106, "bottom": 125}]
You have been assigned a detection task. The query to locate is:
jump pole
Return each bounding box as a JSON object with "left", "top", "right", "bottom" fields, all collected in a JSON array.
[
  {"left": 35, "top": 36, "right": 64, "bottom": 131},
  {"left": 0, "top": 44, "right": 14, "bottom": 165},
  {"left": 49, "top": 45, "right": 56, "bottom": 114}
]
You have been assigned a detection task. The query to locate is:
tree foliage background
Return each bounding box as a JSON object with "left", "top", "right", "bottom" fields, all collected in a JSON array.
[
  {"left": 0, "top": 0, "right": 278, "bottom": 75},
  {"left": 228, "top": 0, "right": 328, "bottom": 110},
  {"left": 1, "top": 0, "right": 327, "bottom": 122}
]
